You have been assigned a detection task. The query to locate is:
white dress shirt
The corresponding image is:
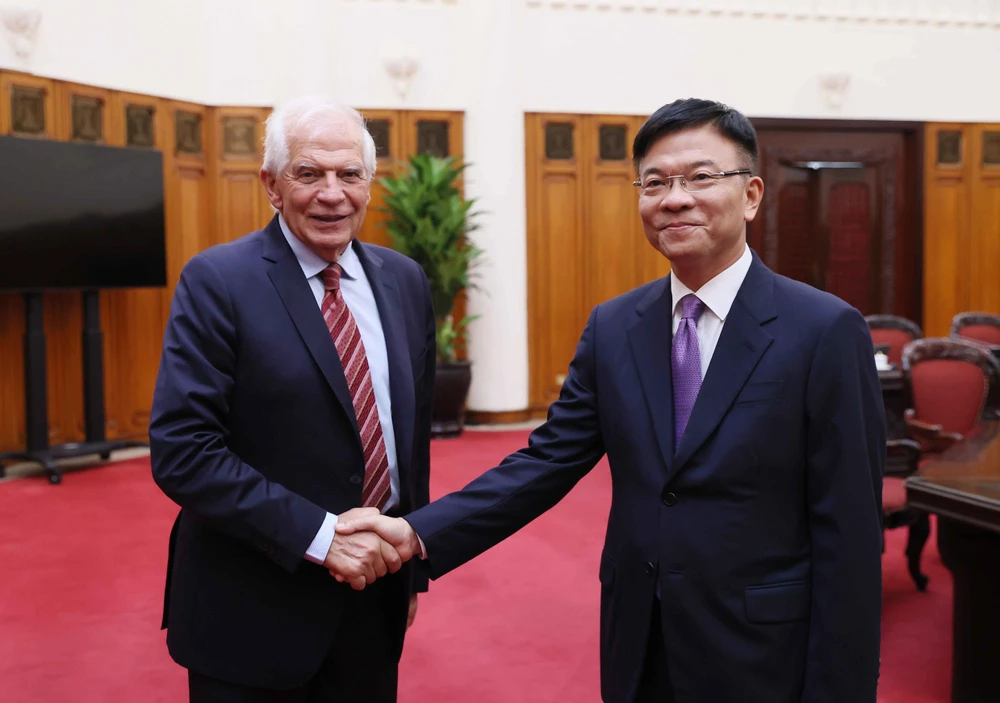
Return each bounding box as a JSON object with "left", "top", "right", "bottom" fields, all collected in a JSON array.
[
  {"left": 669, "top": 244, "right": 753, "bottom": 379},
  {"left": 276, "top": 215, "right": 400, "bottom": 564}
]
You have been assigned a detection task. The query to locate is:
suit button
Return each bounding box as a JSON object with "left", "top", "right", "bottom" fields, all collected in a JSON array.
[
  {"left": 662, "top": 491, "right": 677, "bottom": 507},
  {"left": 644, "top": 562, "right": 655, "bottom": 576},
  {"left": 349, "top": 474, "right": 363, "bottom": 485}
]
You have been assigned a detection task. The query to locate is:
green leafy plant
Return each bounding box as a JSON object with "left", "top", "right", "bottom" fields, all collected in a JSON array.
[{"left": 378, "top": 154, "right": 484, "bottom": 364}]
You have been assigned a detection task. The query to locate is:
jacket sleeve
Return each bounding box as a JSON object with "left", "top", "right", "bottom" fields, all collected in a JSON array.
[
  {"left": 406, "top": 306, "right": 607, "bottom": 579},
  {"left": 149, "top": 253, "right": 326, "bottom": 573},
  {"left": 801, "top": 307, "right": 885, "bottom": 702},
  {"left": 409, "top": 268, "right": 436, "bottom": 594}
]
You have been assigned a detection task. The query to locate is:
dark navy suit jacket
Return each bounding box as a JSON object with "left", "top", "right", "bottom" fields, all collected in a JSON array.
[
  {"left": 149, "top": 216, "right": 436, "bottom": 689},
  {"left": 407, "top": 253, "right": 885, "bottom": 703}
]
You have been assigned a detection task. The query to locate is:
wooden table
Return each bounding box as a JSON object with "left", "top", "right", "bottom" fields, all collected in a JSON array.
[{"left": 906, "top": 421, "right": 1000, "bottom": 703}]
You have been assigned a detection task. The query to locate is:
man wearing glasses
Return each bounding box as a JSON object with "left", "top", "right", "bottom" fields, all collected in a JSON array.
[{"left": 340, "top": 98, "right": 885, "bottom": 703}]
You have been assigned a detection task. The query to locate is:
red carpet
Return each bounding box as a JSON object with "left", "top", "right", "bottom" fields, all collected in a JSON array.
[{"left": 0, "top": 430, "right": 951, "bottom": 702}]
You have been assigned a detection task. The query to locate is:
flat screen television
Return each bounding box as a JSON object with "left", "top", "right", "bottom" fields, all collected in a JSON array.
[{"left": 0, "top": 135, "right": 166, "bottom": 291}]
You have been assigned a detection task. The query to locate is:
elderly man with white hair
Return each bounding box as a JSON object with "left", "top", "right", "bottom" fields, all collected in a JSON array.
[{"left": 149, "top": 95, "right": 437, "bottom": 702}]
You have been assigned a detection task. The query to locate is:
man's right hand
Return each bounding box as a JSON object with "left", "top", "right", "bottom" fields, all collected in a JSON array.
[
  {"left": 324, "top": 508, "right": 402, "bottom": 590},
  {"left": 335, "top": 514, "right": 422, "bottom": 563}
]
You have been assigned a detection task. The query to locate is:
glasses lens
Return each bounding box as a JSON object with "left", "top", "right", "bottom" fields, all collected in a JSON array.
[{"left": 683, "top": 172, "right": 716, "bottom": 192}]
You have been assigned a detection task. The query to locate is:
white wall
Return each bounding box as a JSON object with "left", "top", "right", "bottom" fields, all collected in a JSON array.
[
  {"left": 519, "top": 3, "right": 1000, "bottom": 122},
  {"left": 0, "top": 0, "right": 207, "bottom": 101},
  {"left": 5, "top": 0, "right": 1000, "bottom": 413}
]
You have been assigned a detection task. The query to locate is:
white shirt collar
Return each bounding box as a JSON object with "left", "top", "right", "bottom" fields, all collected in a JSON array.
[
  {"left": 278, "top": 213, "right": 360, "bottom": 281},
  {"left": 670, "top": 244, "right": 753, "bottom": 321}
]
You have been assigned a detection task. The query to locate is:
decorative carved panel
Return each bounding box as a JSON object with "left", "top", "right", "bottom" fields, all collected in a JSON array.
[
  {"left": 598, "top": 125, "right": 627, "bottom": 161},
  {"left": 416, "top": 120, "right": 449, "bottom": 157},
  {"left": 175, "top": 111, "right": 203, "bottom": 155},
  {"left": 984, "top": 131, "right": 1000, "bottom": 166},
  {"left": 222, "top": 116, "right": 256, "bottom": 159},
  {"left": 545, "top": 123, "right": 574, "bottom": 160},
  {"left": 71, "top": 95, "right": 103, "bottom": 142},
  {"left": 126, "top": 105, "right": 155, "bottom": 148},
  {"left": 369, "top": 119, "right": 391, "bottom": 158},
  {"left": 937, "top": 130, "right": 962, "bottom": 165},
  {"left": 11, "top": 85, "right": 45, "bottom": 135}
]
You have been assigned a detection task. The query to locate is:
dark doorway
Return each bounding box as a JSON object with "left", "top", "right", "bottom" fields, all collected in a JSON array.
[{"left": 749, "top": 121, "right": 923, "bottom": 322}]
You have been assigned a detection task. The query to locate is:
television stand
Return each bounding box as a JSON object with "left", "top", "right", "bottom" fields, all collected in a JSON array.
[{"left": 0, "top": 291, "right": 148, "bottom": 484}]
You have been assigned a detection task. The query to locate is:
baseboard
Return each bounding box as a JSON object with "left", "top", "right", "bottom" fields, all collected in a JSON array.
[{"left": 465, "top": 408, "right": 537, "bottom": 425}]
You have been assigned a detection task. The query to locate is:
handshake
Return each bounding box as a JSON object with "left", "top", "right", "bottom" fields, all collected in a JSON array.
[{"left": 322, "top": 508, "right": 423, "bottom": 590}]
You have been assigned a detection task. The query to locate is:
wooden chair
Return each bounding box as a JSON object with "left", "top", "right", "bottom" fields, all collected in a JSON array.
[
  {"left": 866, "top": 315, "right": 922, "bottom": 367},
  {"left": 902, "top": 338, "right": 1000, "bottom": 455},
  {"left": 885, "top": 338, "right": 1000, "bottom": 590},
  {"left": 951, "top": 312, "right": 1000, "bottom": 347}
]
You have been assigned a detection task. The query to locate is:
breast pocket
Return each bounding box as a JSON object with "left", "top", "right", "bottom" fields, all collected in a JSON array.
[{"left": 734, "top": 380, "right": 784, "bottom": 405}]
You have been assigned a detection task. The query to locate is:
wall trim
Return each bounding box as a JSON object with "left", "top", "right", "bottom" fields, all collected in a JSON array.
[{"left": 524, "top": 1, "right": 1000, "bottom": 28}]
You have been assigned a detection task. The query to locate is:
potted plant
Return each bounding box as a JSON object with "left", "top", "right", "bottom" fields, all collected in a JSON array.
[{"left": 378, "top": 154, "right": 484, "bottom": 437}]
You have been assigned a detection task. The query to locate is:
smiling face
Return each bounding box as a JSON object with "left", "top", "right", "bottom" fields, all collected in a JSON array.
[
  {"left": 637, "top": 124, "right": 763, "bottom": 290},
  {"left": 260, "top": 117, "right": 371, "bottom": 262}
]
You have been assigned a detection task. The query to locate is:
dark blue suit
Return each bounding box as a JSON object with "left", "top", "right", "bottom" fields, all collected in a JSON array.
[
  {"left": 149, "top": 217, "right": 436, "bottom": 689},
  {"left": 406, "top": 253, "right": 884, "bottom": 703}
]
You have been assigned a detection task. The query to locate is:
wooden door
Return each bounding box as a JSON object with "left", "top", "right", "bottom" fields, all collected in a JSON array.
[{"left": 753, "top": 126, "right": 920, "bottom": 320}]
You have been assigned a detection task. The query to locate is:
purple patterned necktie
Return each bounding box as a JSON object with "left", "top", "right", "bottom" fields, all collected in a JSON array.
[{"left": 673, "top": 294, "right": 706, "bottom": 447}]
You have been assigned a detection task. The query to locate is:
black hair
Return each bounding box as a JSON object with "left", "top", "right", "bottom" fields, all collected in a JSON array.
[{"left": 632, "top": 98, "right": 758, "bottom": 174}]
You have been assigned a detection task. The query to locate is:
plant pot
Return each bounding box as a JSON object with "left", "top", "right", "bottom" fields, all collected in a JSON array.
[{"left": 431, "top": 360, "right": 472, "bottom": 438}]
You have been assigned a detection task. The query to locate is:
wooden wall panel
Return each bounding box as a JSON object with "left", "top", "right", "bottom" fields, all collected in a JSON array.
[
  {"left": 102, "top": 91, "right": 170, "bottom": 439},
  {"left": 0, "top": 70, "right": 53, "bottom": 452},
  {"left": 0, "top": 73, "right": 83, "bottom": 449},
  {"left": 208, "top": 107, "right": 273, "bottom": 246},
  {"left": 401, "top": 110, "right": 464, "bottom": 166},
  {"left": 163, "top": 101, "right": 211, "bottom": 294},
  {"left": 581, "top": 115, "right": 645, "bottom": 312},
  {"left": 357, "top": 109, "right": 403, "bottom": 250},
  {"left": 924, "top": 123, "right": 973, "bottom": 337},
  {"left": 44, "top": 82, "right": 115, "bottom": 445},
  {"left": 923, "top": 122, "right": 1000, "bottom": 336},
  {"left": 0, "top": 295, "right": 26, "bottom": 452},
  {"left": 527, "top": 114, "right": 587, "bottom": 410},
  {"left": 970, "top": 125, "right": 1000, "bottom": 313},
  {"left": 526, "top": 112, "right": 667, "bottom": 413},
  {"left": 0, "top": 71, "right": 55, "bottom": 138},
  {"left": 0, "top": 84, "right": 461, "bottom": 454}
]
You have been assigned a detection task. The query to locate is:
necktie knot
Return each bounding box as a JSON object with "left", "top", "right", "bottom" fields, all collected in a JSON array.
[
  {"left": 321, "top": 263, "right": 343, "bottom": 292},
  {"left": 679, "top": 294, "right": 705, "bottom": 322}
]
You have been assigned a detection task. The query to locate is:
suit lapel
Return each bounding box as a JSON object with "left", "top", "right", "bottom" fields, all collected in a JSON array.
[
  {"left": 261, "top": 218, "right": 360, "bottom": 437},
  {"left": 354, "top": 241, "right": 416, "bottom": 487},
  {"left": 628, "top": 278, "right": 676, "bottom": 474},
  {"left": 671, "top": 255, "right": 777, "bottom": 475}
]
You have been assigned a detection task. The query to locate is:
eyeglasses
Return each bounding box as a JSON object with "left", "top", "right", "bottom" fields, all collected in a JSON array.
[{"left": 633, "top": 169, "right": 752, "bottom": 196}]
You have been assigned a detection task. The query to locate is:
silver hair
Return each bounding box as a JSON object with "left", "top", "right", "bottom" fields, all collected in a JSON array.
[{"left": 262, "top": 96, "right": 377, "bottom": 181}]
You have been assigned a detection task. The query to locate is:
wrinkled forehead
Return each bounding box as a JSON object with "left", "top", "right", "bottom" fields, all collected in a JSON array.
[{"left": 286, "top": 119, "right": 365, "bottom": 167}]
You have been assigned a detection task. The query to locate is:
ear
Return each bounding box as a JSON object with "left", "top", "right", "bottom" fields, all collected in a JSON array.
[
  {"left": 260, "top": 168, "right": 283, "bottom": 211},
  {"left": 743, "top": 175, "right": 764, "bottom": 223}
]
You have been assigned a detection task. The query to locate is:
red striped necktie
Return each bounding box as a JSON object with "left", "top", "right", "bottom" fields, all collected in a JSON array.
[{"left": 321, "top": 263, "right": 390, "bottom": 511}]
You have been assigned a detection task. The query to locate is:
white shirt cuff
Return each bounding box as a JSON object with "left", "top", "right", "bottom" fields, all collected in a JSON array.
[{"left": 304, "top": 512, "right": 338, "bottom": 564}]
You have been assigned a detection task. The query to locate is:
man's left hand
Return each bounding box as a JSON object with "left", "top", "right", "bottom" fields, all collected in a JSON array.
[{"left": 407, "top": 594, "right": 418, "bottom": 629}]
